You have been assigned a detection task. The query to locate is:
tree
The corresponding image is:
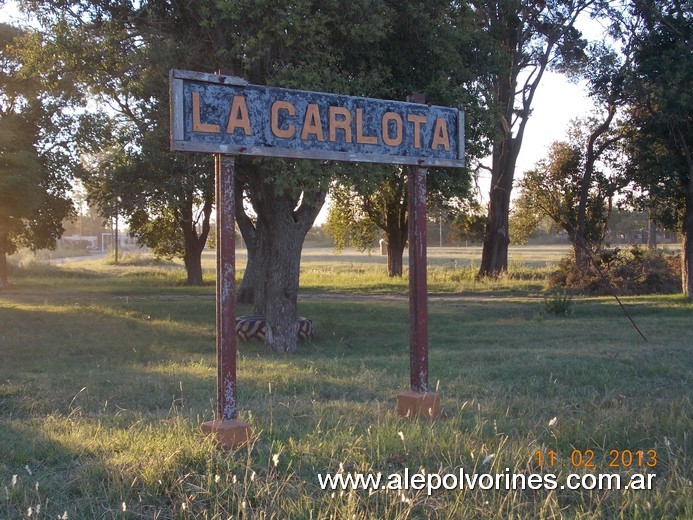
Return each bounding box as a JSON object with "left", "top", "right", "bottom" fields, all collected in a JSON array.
[
  {"left": 511, "top": 139, "right": 613, "bottom": 261},
  {"left": 621, "top": 0, "right": 692, "bottom": 298},
  {"left": 0, "top": 23, "right": 74, "bottom": 288},
  {"left": 449, "top": 200, "right": 487, "bottom": 244},
  {"left": 82, "top": 138, "right": 215, "bottom": 284},
  {"left": 474, "top": 0, "right": 601, "bottom": 277},
  {"left": 20, "top": 0, "right": 218, "bottom": 286},
  {"left": 325, "top": 165, "right": 409, "bottom": 277},
  {"left": 570, "top": 42, "right": 630, "bottom": 267},
  {"left": 233, "top": 157, "right": 329, "bottom": 353},
  {"left": 210, "top": 0, "right": 406, "bottom": 352},
  {"left": 518, "top": 38, "right": 632, "bottom": 268},
  {"left": 324, "top": 182, "right": 380, "bottom": 254},
  {"left": 326, "top": 164, "right": 477, "bottom": 277},
  {"left": 229, "top": 0, "right": 492, "bottom": 349},
  {"left": 21, "top": 0, "right": 405, "bottom": 351},
  {"left": 323, "top": 0, "right": 491, "bottom": 277}
]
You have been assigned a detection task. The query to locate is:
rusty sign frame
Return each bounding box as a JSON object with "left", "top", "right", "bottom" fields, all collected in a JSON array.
[
  {"left": 170, "top": 69, "right": 465, "bottom": 426},
  {"left": 170, "top": 69, "right": 465, "bottom": 168}
]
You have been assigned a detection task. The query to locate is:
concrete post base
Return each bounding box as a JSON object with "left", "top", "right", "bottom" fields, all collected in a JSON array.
[
  {"left": 201, "top": 420, "right": 252, "bottom": 449},
  {"left": 396, "top": 391, "right": 441, "bottom": 420}
]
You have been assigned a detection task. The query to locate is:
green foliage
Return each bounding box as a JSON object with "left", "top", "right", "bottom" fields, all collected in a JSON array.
[
  {"left": 0, "top": 23, "right": 76, "bottom": 287},
  {"left": 543, "top": 289, "right": 573, "bottom": 316},
  {"left": 615, "top": 1, "right": 692, "bottom": 296},
  {"left": 0, "top": 111, "right": 43, "bottom": 256},
  {"left": 476, "top": 0, "right": 602, "bottom": 276},
  {"left": 322, "top": 0, "right": 487, "bottom": 275},
  {"left": 18, "top": 0, "right": 221, "bottom": 283},
  {"left": 621, "top": 1, "right": 692, "bottom": 231},
  {"left": 512, "top": 137, "right": 612, "bottom": 251},
  {"left": 324, "top": 184, "right": 379, "bottom": 253},
  {"left": 129, "top": 207, "right": 183, "bottom": 259},
  {"left": 327, "top": 164, "right": 410, "bottom": 276},
  {"left": 448, "top": 201, "right": 486, "bottom": 244}
]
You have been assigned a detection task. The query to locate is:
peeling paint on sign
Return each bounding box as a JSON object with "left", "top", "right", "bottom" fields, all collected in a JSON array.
[{"left": 170, "top": 70, "right": 465, "bottom": 168}]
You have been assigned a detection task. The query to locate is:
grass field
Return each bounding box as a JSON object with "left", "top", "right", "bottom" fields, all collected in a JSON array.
[{"left": 1, "top": 246, "right": 691, "bottom": 519}]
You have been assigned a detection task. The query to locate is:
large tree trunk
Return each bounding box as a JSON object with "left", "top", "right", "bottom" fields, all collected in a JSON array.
[
  {"left": 180, "top": 188, "right": 213, "bottom": 286},
  {"left": 683, "top": 175, "right": 693, "bottom": 300},
  {"left": 0, "top": 233, "right": 8, "bottom": 290},
  {"left": 240, "top": 161, "right": 326, "bottom": 353},
  {"left": 262, "top": 208, "right": 305, "bottom": 353},
  {"left": 479, "top": 58, "right": 520, "bottom": 278},
  {"left": 385, "top": 228, "right": 407, "bottom": 277},
  {"left": 480, "top": 112, "right": 517, "bottom": 277},
  {"left": 478, "top": 2, "right": 571, "bottom": 278},
  {"left": 183, "top": 242, "right": 205, "bottom": 286},
  {"left": 235, "top": 177, "right": 268, "bottom": 307},
  {"left": 260, "top": 192, "right": 325, "bottom": 353},
  {"left": 480, "top": 174, "right": 512, "bottom": 277}
]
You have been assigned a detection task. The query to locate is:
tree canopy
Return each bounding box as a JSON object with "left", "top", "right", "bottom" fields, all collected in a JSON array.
[
  {"left": 0, "top": 22, "right": 75, "bottom": 288},
  {"left": 5, "top": 0, "right": 691, "bottom": 306},
  {"left": 324, "top": 0, "right": 492, "bottom": 277},
  {"left": 19, "top": 0, "right": 222, "bottom": 285},
  {"left": 511, "top": 137, "right": 612, "bottom": 257},
  {"left": 475, "top": 0, "right": 602, "bottom": 277},
  {"left": 620, "top": 0, "right": 692, "bottom": 297}
]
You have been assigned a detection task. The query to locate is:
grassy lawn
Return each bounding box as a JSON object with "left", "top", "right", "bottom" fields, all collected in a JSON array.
[{"left": 1, "top": 247, "right": 691, "bottom": 519}]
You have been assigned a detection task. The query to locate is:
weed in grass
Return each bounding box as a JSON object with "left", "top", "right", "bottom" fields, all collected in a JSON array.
[{"left": 543, "top": 289, "right": 573, "bottom": 315}]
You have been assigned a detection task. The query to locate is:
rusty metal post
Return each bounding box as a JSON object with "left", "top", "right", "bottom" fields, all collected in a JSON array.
[
  {"left": 215, "top": 68, "right": 239, "bottom": 421},
  {"left": 201, "top": 153, "right": 251, "bottom": 448},
  {"left": 408, "top": 164, "right": 429, "bottom": 392},
  {"left": 216, "top": 153, "right": 237, "bottom": 421},
  {"left": 395, "top": 92, "right": 440, "bottom": 420},
  {"left": 396, "top": 162, "right": 440, "bottom": 419},
  {"left": 406, "top": 92, "right": 429, "bottom": 394}
]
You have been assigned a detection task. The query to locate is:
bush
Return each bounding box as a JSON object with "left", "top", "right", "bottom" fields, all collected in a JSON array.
[
  {"left": 543, "top": 289, "right": 573, "bottom": 315},
  {"left": 549, "top": 246, "right": 681, "bottom": 295}
]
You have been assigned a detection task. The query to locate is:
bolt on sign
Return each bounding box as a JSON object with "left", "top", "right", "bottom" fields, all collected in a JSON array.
[{"left": 170, "top": 70, "right": 464, "bottom": 167}]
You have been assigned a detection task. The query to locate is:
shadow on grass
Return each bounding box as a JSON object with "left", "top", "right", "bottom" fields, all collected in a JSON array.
[
  {"left": 0, "top": 300, "right": 412, "bottom": 423},
  {"left": 2, "top": 294, "right": 690, "bottom": 403},
  {"left": 3, "top": 269, "right": 691, "bottom": 518},
  {"left": 0, "top": 417, "right": 114, "bottom": 519},
  {"left": 4, "top": 257, "right": 207, "bottom": 294}
]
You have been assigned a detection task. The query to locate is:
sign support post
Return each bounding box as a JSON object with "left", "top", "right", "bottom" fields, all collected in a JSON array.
[
  {"left": 200, "top": 154, "right": 252, "bottom": 448},
  {"left": 408, "top": 164, "right": 430, "bottom": 393},
  {"left": 396, "top": 164, "right": 441, "bottom": 420},
  {"left": 395, "top": 93, "right": 441, "bottom": 420}
]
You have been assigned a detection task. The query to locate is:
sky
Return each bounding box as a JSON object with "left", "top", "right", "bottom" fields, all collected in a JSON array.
[
  {"left": 468, "top": 11, "right": 610, "bottom": 208},
  {"left": 475, "top": 71, "right": 595, "bottom": 199}
]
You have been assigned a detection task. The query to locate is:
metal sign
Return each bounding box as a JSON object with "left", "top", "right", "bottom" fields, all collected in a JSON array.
[
  {"left": 170, "top": 69, "right": 464, "bottom": 168},
  {"left": 170, "top": 70, "right": 462, "bottom": 441}
]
